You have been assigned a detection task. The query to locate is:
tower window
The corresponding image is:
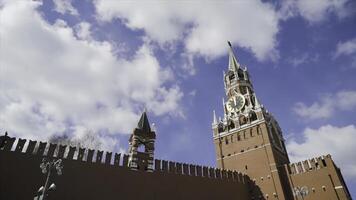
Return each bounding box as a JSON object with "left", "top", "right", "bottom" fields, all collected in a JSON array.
[
  {"left": 245, "top": 165, "right": 248, "bottom": 170},
  {"left": 237, "top": 135, "right": 241, "bottom": 141},
  {"left": 225, "top": 138, "right": 229, "bottom": 145},
  {"left": 240, "top": 86, "right": 247, "bottom": 94},
  {"left": 239, "top": 116, "right": 247, "bottom": 125},
  {"left": 138, "top": 144, "right": 145, "bottom": 152},
  {"left": 228, "top": 121, "right": 235, "bottom": 129},
  {"left": 237, "top": 69, "right": 244, "bottom": 79},
  {"left": 249, "top": 111, "right": 257, "bottom": 121},
  {"left": 229, "top": 73, "right": 235, "bottom": 81}
]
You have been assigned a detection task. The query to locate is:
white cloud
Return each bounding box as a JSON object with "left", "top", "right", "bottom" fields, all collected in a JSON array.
[
  {"left": 287, "top": 124, "right": 356, "bottom": 179},
  {"left": 280, "top": 0, "right": 351, "bottom": 23},
  {"left": 53, "top": 0, "right": 79, "bottom": 16},
  {"left": 293, "top": 90, "right": 356, "bottom": 120},
  {"left": 94, "top": 0, "right": 280, "bottom": 62},
  {"left": 335, "top": 38, "right": 356, "bottom": 58},
  {"left": 288, "top": 53, "right": 309, "bottom": 67},
  {"left": 0, "top": 1, "right": 183, "bottom": 146},
  {"left": 74, "top": 22, "right": 92, "bottom": 41}
]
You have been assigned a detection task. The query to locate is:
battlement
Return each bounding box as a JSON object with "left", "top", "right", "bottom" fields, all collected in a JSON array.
[
  {"left": 288, "top": 155, "right": 332, "bottom": 175},
  {"left": 0, "top": 135, "right": 248, "bottom": 184}
]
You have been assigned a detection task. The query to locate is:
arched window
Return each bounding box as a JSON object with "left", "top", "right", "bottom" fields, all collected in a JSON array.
[
  {"left": 229, "top": 120, "right": 235, "bottom": 129},
  {"left": 138, "top": 144, "right": 145, "bottom": 152},
  {"left": 239, "top": 116, "right": 247, "bottom": 125},
  {"left": 237, "top": 69, "right": 244, "bottom": 79},
  {"left": 218, "top": 123, "right": 224, "bottom": 133},
  {"left": 229, "top": 73, "right": 235, "bottom": 81},
  {"left": 249, "top": 111, "right": 258, "bottom": 121}
]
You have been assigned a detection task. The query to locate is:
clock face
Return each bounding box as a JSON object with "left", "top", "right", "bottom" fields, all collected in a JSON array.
[{"left": 226, "top": 94, "right": 245, "bottom": 113}]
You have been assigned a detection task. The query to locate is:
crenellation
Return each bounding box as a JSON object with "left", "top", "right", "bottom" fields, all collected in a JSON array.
[
  {"left": 86, "top": 149, "right": 95, "bottom": 162},
  {"left": 176, "top": 162, "right": 182, "bottom": 174},
  {"left": 209, "top": 167, "right": 215, "bottom": 178},
  {"left": 203, "top": 166, "right": 208, "bottom": 177},
  {"left": 57, "top": 144, "right": 67, "bottom": 158},
  {"left": 154, "top": 159, "right": 161, "bottom": 171},
  {"left": 196, "top": 165, "right": 202, "bottom": 176},
  {"left": 77, "top": 147, "right": 85, "bottom": 161},
  {"left": 221, "top": 169, "right": 227, "bottom": 179},
  {"left": 96, "top": 150, "right": 103, "bottom": 163},
  {"left": 122, "top": 154, "right": 129, "bottom": 167},
  {"left": 215, "top": 168, "right": 221, "bottom": 179},
  {"left": 183, "top": 163, "right": 189, "bottom": 175},
  {"left": 47, "top": 143, "right": 57, "bottom": 157},
  {"left": 105, "top": 152, "right": 112, "bottom": 165},
  {"left": 66, "top": 146, "right": 76, "bottom": 160},
  {"left": 0, "top": 134, "right": 253, "bottom": 186},
  {"left": 26, "top": 140, "right": 37, "bottom": 154},
  {"left": 189, "top": 164, "right": 196, "bottom": 176},
  {"left": 288, "top": 155, "right": 331, "bottom": 175},
  {"left": 10, "top": 138, "right": 18, "bottom": 151},
  {"left": 227, "top": 170, "right": 233, "bottom": 181},
  {"left": 168, "top": 161, "right": 175, "bottom": 173},
  {"left": 114, "top": 153, "right": 121, "bottom": 166},
  {"left": 15, "top": 138, "right": 26, "bottom": 153},
  {"left": 162, "top": 160, "right": 168, "bottom": 171},
  {"left": 3, "top": 137, "right": 16, "bottom": 151},
  {"left": 36, "top": 142, "right": 47, "bottom": 156}
]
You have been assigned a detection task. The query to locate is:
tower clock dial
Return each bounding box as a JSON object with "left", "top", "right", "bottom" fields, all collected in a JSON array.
[{"left": 226, "top": 94, "right": 245, "bottom": 113}]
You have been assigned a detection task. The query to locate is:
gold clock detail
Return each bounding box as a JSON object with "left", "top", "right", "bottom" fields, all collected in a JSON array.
[{"left": 226, "top": 94, "right": 245, "bottom": 113}]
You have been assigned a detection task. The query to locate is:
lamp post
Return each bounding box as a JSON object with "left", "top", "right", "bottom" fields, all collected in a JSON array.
[
  {"left": 35, "top": 158, "right": 63, "bottom": 200},
  {"left": 293, "top": 186, "right": 309, "bottom": 200}
]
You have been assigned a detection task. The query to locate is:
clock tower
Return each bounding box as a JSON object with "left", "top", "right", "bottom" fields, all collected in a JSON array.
[{"left": 212, "top": 42, "right": 293, "bottom": 199}]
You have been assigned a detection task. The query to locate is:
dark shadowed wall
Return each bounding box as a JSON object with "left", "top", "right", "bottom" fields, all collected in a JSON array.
[{"left": 0, "top": 137, "right": 253, "bottom": 200}]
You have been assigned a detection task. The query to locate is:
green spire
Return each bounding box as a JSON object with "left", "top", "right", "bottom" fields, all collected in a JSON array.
[
  {"left": 137, "top": 111, "right": 151, "bottom": 133},
  {"left": 227, "top": 41, "right": 240, "bottom": 72}
]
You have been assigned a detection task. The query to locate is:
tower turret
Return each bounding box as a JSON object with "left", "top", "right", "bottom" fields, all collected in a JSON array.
[{"left": 128, "top": 111, "right": 156, "bottom": 171}]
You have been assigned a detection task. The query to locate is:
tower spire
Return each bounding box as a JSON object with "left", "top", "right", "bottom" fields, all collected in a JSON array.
[
  {"left": 227, "top": 41, "right": 240, "bottom": 72},
  {"left": 137, "top": 110, "right": 151, "bottom": 133}
]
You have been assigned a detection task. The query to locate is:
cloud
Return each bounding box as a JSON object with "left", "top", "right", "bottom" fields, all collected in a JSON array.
[
  {"left": 74, "top": 22, "right": 92, "bottom": 40},
  {"left": 335, "top": 37, "right": 356, "bottom": 58},
  {"left": 287, "top": 124, "right": 356, "bottom": 179},
  {"left": 0, "top": 1, "right": 182, "bottom": 146},
  {"left": 287, "top": 53, "right": 320, "bottom": 67},
  {"left": 280, "top": 0, "right": 352, "bottom": 23},
  {"left": 53, "top": 0, "right": 79, "bottom": 16},
  {"left": 293, "top": 90, "right": 356, "bottom": 120},
  {"left": 94, "top": 0, "right": 280, "bottom": 62}
]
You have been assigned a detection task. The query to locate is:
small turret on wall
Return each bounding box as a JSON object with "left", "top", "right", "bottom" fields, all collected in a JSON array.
[{"left": 128, "top": 111, "right": 156, "bottom": 171}]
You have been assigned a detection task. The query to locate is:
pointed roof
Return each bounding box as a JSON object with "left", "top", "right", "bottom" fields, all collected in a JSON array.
[
  {"left": 227, "top": 41, "right": 240, "bottom": 72},
  {"left": 137, "top": 111, "right": 151, "bottom": 133}
]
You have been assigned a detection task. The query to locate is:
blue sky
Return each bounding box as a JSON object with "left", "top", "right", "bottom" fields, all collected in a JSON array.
[{"left": 1, "top": 0, "right": 356, "bottom": 197}]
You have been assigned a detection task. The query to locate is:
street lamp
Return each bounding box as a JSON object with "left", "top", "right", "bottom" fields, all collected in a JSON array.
[
  {"left": 34, "top": 158, "right": 63, "bottom": 200},
  {"left": 293, "top": 186, "right": 309, "bottom": 200}
]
